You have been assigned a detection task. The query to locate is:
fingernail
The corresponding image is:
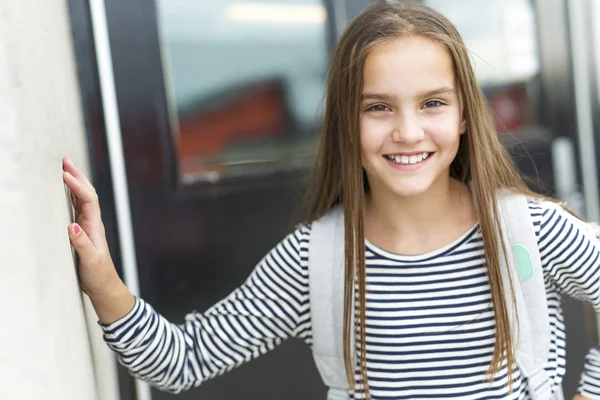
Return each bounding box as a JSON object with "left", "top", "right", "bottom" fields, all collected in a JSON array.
[{"left": 71, "top": 224, "right": 81, "bottom": 236}]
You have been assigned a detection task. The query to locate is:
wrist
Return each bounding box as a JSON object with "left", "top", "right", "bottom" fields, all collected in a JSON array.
[{"left": 89, "top": 282, "right": 136, "bottom": 325}]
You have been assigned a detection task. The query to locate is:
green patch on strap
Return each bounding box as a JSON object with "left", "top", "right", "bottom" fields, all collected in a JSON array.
[{"left": 513, "top": 244, "right": 534, "bottom": 281}]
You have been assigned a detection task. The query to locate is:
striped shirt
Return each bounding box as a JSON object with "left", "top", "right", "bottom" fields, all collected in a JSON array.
[{"left": 102, "top": 200, "right": 600, "bottom": 399}]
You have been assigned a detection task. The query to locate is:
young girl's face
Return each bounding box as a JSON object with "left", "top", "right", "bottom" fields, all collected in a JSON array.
[{"left": 359, "top": 35, "right": 466, "bottom": 200}]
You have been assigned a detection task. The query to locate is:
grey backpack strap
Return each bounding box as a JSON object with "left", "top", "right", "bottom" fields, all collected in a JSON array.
[
  {"left": 496, "top": 192, "right": 557, "bottom": 399},
  {"left": 308, "top": 206, "right": 352, "bottom": 398}
]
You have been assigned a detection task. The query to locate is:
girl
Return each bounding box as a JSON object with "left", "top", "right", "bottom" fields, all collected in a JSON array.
[{"left": 63, "top": 3, "right": 600, "bottom": 399}]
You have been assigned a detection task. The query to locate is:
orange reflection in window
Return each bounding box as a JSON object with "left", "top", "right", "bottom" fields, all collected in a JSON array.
[{"left": 177, "top": 80, "right": 292, "bottom": 175}]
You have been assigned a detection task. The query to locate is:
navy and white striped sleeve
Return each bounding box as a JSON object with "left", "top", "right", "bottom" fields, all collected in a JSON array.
[
  {"left": 100, "top": 226, "right": 311, "bottom": 394},
  {"left": 536, "top": 200, "right": 600, "bottom": 398}
]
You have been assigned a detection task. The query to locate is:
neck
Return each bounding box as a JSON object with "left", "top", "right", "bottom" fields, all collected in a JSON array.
[{"left": 364, "top": 178, "right": 477, "bottom": 254}]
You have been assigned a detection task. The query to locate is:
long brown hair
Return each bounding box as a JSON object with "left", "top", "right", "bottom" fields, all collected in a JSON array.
[{"left": 305, "top": 2, "right": 541, "bottom": 398}]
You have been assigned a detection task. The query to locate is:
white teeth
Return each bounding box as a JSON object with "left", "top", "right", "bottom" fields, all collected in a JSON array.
[{"left": 386, "top": 152, "right": 431, "bottom": 165}]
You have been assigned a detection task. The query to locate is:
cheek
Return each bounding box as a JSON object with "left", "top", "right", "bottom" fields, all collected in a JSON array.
[
  {"left": 425, "top": 114, "right": 462, "bottom": 149},
  {"left": 360, "top": 117, "right": 389, "bottom": 155},
  {"left": 359, "top": 119, "right": 375, "bottom": 158}
]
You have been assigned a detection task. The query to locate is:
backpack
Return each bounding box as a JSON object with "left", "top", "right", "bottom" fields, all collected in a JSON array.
[{"left": 308, "top": 191, "right": 565, "bottom": 400}]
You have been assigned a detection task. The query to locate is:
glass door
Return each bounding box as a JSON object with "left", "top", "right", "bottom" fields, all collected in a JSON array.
[{"left": 71, "top": 0, "right": 341, "bottom": 399}]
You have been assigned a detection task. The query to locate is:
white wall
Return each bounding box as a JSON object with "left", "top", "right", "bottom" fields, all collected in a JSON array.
[{"left": 0, "top": 1, "right": 119, "bottom": 399}]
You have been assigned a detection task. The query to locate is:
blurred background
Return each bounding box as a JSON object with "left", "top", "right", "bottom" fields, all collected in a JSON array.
[{"left": 66, "top": 0, "right": 600, "bottom": 398}]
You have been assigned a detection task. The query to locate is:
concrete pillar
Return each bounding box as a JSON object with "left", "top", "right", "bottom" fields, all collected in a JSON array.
[{"left": 0, "top": 1, "right": 120, "bottom": 399}]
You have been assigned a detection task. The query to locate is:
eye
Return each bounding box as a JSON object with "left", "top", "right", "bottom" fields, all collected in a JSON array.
[
  {"left": 423, "top": 100, "right": 446, "bottom": 109},
  {"left": 366, "top": 104, "right": 391, "bottom": 112}
]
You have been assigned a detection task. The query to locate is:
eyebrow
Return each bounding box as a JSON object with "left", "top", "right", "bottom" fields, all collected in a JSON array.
[{"left": 361, "top": 86, "right": 455, "bottom": 101}]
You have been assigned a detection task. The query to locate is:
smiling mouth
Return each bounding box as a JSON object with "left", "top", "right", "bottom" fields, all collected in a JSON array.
[{"left": 384, "top": 152, "right": 433, "bottom": 165}]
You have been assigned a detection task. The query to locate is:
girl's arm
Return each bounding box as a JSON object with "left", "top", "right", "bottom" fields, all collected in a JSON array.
[
  {"left": 62, "top": 158, "right": 311, "bottom": 393},
  {"left": 101, "top": 230, "right": 310, "bottom": 393},
  {"left": 536, "top": 200, "right": 600, "bottom": 399}
]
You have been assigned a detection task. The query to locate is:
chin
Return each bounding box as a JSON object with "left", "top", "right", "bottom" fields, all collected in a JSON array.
[{"left": 388, "top": 179, "right": 434, "bottom": 198}]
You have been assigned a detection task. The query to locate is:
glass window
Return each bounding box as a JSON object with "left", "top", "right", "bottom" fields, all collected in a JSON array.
[
  {"left": 426, "top": 0, "right": 540, "bottom": 133},
  {"left": 156, "top": 0, "right": 329, "bottom": 184}
]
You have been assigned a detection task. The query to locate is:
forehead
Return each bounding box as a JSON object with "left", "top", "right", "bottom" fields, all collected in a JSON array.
[{"left": 362, "top": 36, "right": 456, "bottom": 95}]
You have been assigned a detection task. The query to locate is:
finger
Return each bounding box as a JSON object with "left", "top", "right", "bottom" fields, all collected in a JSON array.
[
  {"left": 68, "top": 223, "right": 100, "bottom": 263},
  {"left": 62, "top": 158, "right": 93, "bottom": 193},
  {"left": 63, "top": 171, "right": 99, "bottom": 207},
  {"left": 62, "top": 158, "right": 94, "bottom": 189}
]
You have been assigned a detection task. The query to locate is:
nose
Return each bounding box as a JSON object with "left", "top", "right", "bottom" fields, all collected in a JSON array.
[{"left": 391, "top": 112, "right": 425, "bottom": 143}]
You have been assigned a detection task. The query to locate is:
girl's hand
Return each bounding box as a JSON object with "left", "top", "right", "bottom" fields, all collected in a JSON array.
[
  {"left": 573, "top": 394, "right": 593, "bottom": 400},
  {"left": 62, "top": 158, "right": 134, "bottom": 323}
]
